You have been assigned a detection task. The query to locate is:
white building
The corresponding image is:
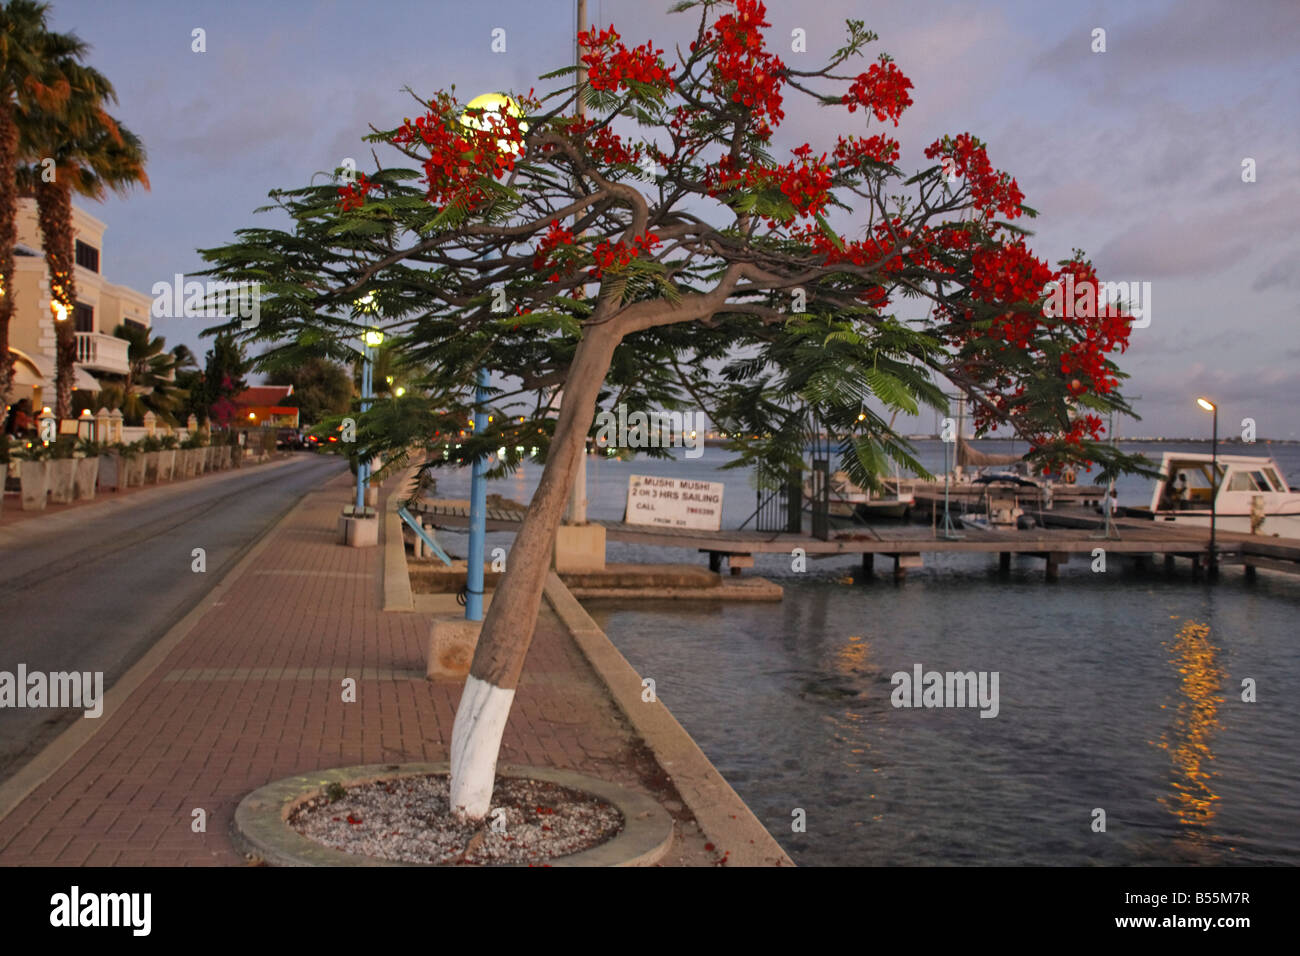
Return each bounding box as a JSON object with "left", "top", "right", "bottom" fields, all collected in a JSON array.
[{"left": 6, "top": 198, "right": 153, "bottom": 409}]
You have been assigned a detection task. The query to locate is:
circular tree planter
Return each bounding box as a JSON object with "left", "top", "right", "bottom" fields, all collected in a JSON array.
[{"left": 233, "top": 762, "right": 673, "bottom": 867}]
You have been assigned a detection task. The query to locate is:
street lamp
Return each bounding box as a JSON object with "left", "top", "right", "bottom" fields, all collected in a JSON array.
[
  {"left": 357, "top": 327, "right": 384, "bottom": 511},
  {"left": 458, "top": 93, "right": 526, "bottom": 622},
  {"left": 1196, "top": 397, "right": 1218, "bottom": 578}
]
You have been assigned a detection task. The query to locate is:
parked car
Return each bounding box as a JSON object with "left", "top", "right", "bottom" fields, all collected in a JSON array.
[{"left": 276, "top": 428, "right": 304, "bottom": 450}]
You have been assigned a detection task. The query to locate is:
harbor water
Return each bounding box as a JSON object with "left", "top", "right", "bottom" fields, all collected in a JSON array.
[{"left": 428, "top": 440, "right": 1300, "bottom": 865}]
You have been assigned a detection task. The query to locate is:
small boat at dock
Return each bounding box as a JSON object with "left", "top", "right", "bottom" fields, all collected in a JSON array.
[
  {"left": 803, "top": 470, "right": 915, "bottom": 524},
  {"left": 1129, "top": 452, "right": 1300, "bottom": 537}
]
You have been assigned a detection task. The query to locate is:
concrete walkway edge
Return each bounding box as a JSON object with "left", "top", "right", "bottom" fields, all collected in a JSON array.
[{"left": 543, "top": 571, "right": 793, "bottom": 866}]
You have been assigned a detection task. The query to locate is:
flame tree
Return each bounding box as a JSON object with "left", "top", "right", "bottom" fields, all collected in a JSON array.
[{"left": 201, "top": 0, "right": 1148, "bottom": 820}]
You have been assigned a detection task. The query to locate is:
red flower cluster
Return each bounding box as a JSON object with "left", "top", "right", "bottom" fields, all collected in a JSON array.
[
  {"left": 1050, "top": 259, "right": 1131, "bottom": 395},
  {"left": 1052, "top": 413, "right": 1106, "bottom": 447},
  {"left": 705, "top": 145, "right": 833, "bottom": 223},
  {"left": 966, "top": 241, "right": 1055, "bottom": 352},
  {"left": 944, "top": 242, "right": 1133, "bottom": 445},
  {"left": 970, "top": 241, "right": 1054, "bottom": 307},
  {"left": 832, "top": 133, "right": 901, "bottom": 169},
  {"left": 579, "top": 26, "right": 675, "bottom": 93},
  {"left": 532, "top": 219, "right": 576, "bottom": 281},
  {"left": 391, "top": 92, "right": 530, "bottom": 212},
  {"left": 698, "top": 0, "right": 787, "bottom": 135},
  {"left": 924, "top": 133, "right": 1024, "bottom": 219},
  {"left": 842, "top": 56, "right": 914, "bottom": 126},
  {"left": 337, "top": 173, "right": 375, "bottom": 212},
  {"left": 588, "top": 230, "right": 660, "bottom": 279},
  {"left": 569, "top": 119, "right": 642, "bottom": 167}
]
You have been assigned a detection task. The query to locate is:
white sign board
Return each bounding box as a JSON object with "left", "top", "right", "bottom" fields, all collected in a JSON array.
[{"left": 625, "top": 475, "right": 725, "bottom": 531}]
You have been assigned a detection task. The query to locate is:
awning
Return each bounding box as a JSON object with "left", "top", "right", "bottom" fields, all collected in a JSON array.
[{"left": 6, "top": 349, "right": 98, "bottom": 390}]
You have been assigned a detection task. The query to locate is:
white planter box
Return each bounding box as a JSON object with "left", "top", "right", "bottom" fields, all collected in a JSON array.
[
  {"left": 20, "top": 460, "right": 49, "bottom": 510},
  {"left": 47, "top": 458, "right": 77, "bottom": 504},
  {"left": 123, "top": 455, "right": 145, "bottom": 487},
  {"left": 74, "top": 456, "right": 99, "bottom": 500},
  {"left": 97, "top": 454, "right": 121, "bottom": 492}
]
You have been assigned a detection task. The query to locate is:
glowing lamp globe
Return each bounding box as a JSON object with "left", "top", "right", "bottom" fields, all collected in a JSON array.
[{"left": 460, "top": 93, "right": 528, "bottom": 156}]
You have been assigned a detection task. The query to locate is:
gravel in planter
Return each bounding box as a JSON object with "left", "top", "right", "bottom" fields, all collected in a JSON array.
[{"left": 289, "top": 774, "right": 623, "bottom": 865}]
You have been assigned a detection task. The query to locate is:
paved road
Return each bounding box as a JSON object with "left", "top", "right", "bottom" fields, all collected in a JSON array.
[{"left": 0, "top": 453, "right": 346, "bottom": 783}]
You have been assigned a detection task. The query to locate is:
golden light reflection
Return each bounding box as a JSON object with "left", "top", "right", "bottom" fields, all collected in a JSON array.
[
  {"left": 835, "top": 634, "right": 871, "bottom": 675},
  {"left": 1156, "top": 620, "right": 1225, "bottom": 828}
]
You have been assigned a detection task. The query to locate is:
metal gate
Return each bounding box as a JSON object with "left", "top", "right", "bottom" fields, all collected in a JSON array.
[{"left": 751, "top": 465, "right": 805, "bottom": 534}]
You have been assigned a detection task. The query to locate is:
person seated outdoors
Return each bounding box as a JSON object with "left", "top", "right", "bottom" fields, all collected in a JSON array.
[
  {"left": 1163, "top": 472, "right": 1187, "bottom": 511},
  {"left": 3, "top": 398, "right": 33, "bottom": 439}
]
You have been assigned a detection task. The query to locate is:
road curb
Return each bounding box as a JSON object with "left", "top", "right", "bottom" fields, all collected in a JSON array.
[
  {"left": 0, "top": 461, "right": 341, "bottom": 827},
  {"left": 231, "top": 762, "right": 674, "bottom": 867},
  {"left": 382, "top": 466, "right": 420, "bottom": 612}
]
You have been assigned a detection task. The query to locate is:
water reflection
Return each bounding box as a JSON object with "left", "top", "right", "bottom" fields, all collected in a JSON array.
[{"left": 1157, "top": 620, "right": 1225, "bottom": 828}]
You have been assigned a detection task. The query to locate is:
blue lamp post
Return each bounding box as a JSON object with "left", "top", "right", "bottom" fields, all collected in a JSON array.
[
  {"left": 457, "top": 93, "right": 525, "bottom": 621},
  {"left": 466, "top": 369, "right": 491, "bottom": 621},
  {"left": 356, "top": 326, "right": 384, "bottom": 511}
]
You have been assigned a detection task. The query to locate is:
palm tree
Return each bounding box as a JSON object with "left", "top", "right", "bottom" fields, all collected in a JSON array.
[
  {"left": 18, "top": 58, "right": 148, "bottom": 417},
  {"left": 0, "top": 1, "right": 85, "bottom": 401},
  {"left": 106, "top": 322, "right": 184, "bottom": 425}
]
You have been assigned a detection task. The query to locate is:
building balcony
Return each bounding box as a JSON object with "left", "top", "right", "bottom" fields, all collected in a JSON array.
[{"left": 75, "top": 331, "right": 130, "bottom": 375}]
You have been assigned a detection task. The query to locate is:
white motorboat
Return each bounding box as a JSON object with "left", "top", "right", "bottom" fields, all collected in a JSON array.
[
  {"left": 803, "top": 470, "right": 915, "bottom": 522},
  {"left": 1135, "top": 452, "right": 1300, "bottom": 538}
]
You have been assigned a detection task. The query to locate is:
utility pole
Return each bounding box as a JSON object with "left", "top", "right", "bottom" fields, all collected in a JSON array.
[{"left": 565, "top": 0, "right": 590, "bottom": 526}]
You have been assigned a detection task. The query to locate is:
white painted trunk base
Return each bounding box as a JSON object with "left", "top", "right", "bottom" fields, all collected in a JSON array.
[{"left": 449, "top": 675, "right": 516, "bottom": 820}]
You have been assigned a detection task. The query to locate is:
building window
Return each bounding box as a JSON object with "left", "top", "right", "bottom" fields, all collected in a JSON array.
[
  {"left": 75, "top": 240, "right": 100, "bottom": 273},
  {"left": 73, "top": 302, "right": 95, "bottom": 333}
]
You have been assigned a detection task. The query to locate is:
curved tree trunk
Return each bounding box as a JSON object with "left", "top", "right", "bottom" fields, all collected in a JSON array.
[
  {"left": 35, "top": 180, "right": 77, "bottom": 418},
  {"left": 448, "top": 318, "right": 623, "bottom": 819},
  {"left": 0, "top": 95, "right": 18, "bottom": 403}
]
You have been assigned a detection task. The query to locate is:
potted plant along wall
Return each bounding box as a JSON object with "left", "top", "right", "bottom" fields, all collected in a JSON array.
[
  {"left": 141, "top": 435, "right": 163, "bottom": 484},
  {"left": 158, "top": 433, "right": 178, "bottom": 480},
  {"left": 46, "top": 437, "right": 78, "bottom": 504},
  {"left": 117, "top": 440, "right": 145, "bottom": 487},
  {"left": 95, "top": 440, "right": 121, "bottom": 492},
  {"left": 73, "top": 437, "right": 102, "bottom": 500},
  {"left": 180, "top": 432, "right": 203, "bottom": 477},
  {"left": 16, "top": 440, "right": 50, "bottom": 511}
]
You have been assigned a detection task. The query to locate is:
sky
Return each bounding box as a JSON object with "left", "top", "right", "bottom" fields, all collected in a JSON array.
[{"left": 45, "top": 0, "right": 1300, "bottom": 439}]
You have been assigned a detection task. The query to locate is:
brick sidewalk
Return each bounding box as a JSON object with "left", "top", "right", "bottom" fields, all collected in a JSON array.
[{"left": 0, "top": 470, "right": 715, "bottom": 865}]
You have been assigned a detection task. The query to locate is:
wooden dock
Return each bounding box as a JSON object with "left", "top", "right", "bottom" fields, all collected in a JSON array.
[{"left": 409, "top": 499, "right": 1300, "bottom": 582}]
